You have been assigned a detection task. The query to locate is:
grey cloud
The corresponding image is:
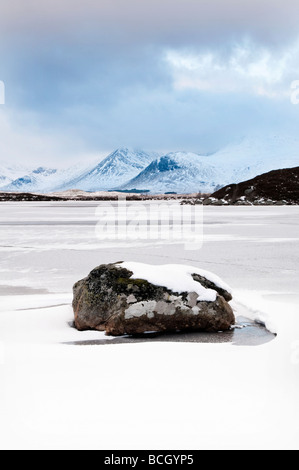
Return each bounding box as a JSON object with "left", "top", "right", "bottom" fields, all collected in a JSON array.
[
  {"left": 0, "top": 0, "right": 298, "bottom": 46},
  {"left": 1, "top": 0, "right": 299, "bottom": 165}
]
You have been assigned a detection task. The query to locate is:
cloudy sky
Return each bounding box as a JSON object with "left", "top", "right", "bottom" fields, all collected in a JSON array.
[{"left": 0, "top": 0, "right": 299, "bottom": 165}]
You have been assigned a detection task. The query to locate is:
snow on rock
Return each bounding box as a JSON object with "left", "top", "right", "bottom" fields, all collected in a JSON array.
[
  {"left": 73, "top": 262, "right": 235, "bottom": 336},
  {"left": 121, "top": 261, "right": 233, "bottom": 302},
  {"left": 1, "top": 204, "right": 299, "bottom": 450},
  {"left": 210, "top": 166, "right": 299, "bottom": 206}
]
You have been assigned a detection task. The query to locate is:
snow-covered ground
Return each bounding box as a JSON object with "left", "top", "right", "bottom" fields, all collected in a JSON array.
[{"left": 0, "top": 202, "right": 298, "bottom": 450}]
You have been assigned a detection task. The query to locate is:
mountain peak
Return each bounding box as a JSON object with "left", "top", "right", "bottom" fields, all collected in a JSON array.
[
  {"left": 32, "top": 167, "right": 57, "bottom": 176},
  {"left": 109, "top": 147, "right": 133, "bottom": 157},
  {"left": 119, "top": 151, "right": 219, "bottom": 194},
  {"left": 2, "top": 137, "right": 299, "bottom": 194},
  {"left": 47, "top": 148, "right": 157, "bottom": 192}
]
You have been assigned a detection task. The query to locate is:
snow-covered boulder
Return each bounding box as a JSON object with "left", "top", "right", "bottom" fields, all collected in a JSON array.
[{"left": 73, "top": 262, "right": 234, "bottom": 336}]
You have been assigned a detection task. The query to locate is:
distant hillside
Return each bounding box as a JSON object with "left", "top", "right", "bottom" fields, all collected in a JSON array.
[
  {"left": 61, "top": 148, "right": 157, "bottom": 192},
  {"left": 0, "top": 192, "right": 65, "bottom": 202},
  {"left": 210, "top": 167, "right": 299, "bottom": 205},
  {"left": 2, "top": 136, "right": 299, "bottom": 194},
  {"left": 119, "top": 152, "right": 220, "bottom": 194}
]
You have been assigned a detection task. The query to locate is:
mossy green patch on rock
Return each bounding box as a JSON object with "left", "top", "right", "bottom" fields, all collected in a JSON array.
[
  {"left": 117, "top": 277, "right": 150, "bottom": 287},
  {"left": 73, "top": 262, "right": 235, "bottom": 335}
]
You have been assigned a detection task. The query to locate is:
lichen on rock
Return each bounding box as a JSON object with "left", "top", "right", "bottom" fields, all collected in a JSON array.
[{"left": 73, "top": 262, "right": 235, "bottom": 336}]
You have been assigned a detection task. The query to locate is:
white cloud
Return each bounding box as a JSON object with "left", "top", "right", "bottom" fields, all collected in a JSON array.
[
  {"left": 0, "top": 109, "right": 98, "bottom": 167},
  {"left": 165, "top": 40, "right": 299, "bottom": 99}
]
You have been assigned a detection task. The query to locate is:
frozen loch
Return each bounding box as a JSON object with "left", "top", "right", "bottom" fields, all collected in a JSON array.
[{"left": 0, "top": 201, "right": 298, "bottom": 449}]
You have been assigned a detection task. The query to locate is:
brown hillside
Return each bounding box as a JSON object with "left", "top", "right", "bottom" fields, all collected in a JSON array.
[{"left": 211, "top": 167, "right": 299, "bottom": 204}]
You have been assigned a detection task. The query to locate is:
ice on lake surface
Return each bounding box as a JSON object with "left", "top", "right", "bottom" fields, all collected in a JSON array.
[
  {"left": 0, "top": 201, "right": 298, "bottom": 295},
  {"left": 0, "top": 201, "right": 299, "bottom": 450}
]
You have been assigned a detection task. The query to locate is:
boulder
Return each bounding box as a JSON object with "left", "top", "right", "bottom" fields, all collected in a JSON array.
[{"left": 73, "top": 262, "right": 235, "bottom": 336}]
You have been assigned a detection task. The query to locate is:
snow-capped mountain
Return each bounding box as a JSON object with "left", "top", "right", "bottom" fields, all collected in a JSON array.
[
  {"left": 0, "top": 162, "right": 29, "bottom": 189},
  {"left": 1, "top": 136, "right": 299, "bottom": 194},
  {"left": 119, "top": 152, "right": 220, "bottom": 194},
  {"left": 1, "top": 161, "right": 96, "bottom": 193},
  {"left": 118, "top": 136, "right": 299, "bottom": 194},
  {"left": 60, "top": 148, "right": 158, "bottom": 192},
  {"left": 1, "top": 148, "right": 158, "bottom": 193},
  {"left": 3, "top": 167, "right": 58, "bottom": 192},
  {"left": 210, "top": 135, "right": 299, "bottom": 187}
]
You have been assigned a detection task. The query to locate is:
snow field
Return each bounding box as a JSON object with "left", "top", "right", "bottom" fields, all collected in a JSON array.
[{"left": 0, "top": 202, "right": 298, "bottom": 449}]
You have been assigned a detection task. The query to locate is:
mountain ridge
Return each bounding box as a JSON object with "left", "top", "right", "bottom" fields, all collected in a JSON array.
[
  {"left": 209, "top": 166, "right": 299, "bottom": 205},
  {"left": 119, "top": 152, "right": 220, "bottom": 194},
  {"left": 60, "top": 147, "right": 158, "bottom": 192},
  {"left": 1, "top": 137, "right": 299, "bottom": 194}
]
